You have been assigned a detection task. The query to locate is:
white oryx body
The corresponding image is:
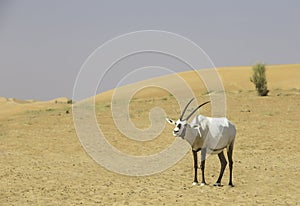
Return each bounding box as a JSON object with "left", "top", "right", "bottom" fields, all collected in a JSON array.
[
  {"left": 188, "top": 115, "right": 236, "bottom": 154},
  {"left": 166, "top": 99, "right": 236, "bottom": 187}
]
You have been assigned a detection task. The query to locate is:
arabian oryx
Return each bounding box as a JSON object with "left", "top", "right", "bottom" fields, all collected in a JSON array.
[{"left": 166, "top": 98, "right": 236, "bottom": 187}]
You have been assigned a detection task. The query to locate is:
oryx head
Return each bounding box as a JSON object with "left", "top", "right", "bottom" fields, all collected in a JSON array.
[{"left": 166, "top": 98, "right": 210, "bottom": 137}]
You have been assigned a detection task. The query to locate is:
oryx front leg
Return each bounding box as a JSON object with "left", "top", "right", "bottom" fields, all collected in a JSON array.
[
  {"left": 200, "top": 148, "right": 207, "bottom": 186},
  {"left": 192, "top": 150, "right": 198, "bottom": 185}
]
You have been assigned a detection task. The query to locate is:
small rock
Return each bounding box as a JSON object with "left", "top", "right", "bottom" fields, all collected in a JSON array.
[{"left": 240, "top": 109, "right": 251, "bottom": 112}]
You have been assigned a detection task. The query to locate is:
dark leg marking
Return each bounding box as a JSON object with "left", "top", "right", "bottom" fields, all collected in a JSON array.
[
  {"left": 214, "top": 151, "right": 227, "bottom": 186},
  {"left": 200, "top": 148, "right": 207, "bottom": 185},
  {"left": 192, "top": 150, "right": 198, "bottom": 184},
  {"left": 227, "top": 142, "right": 234, "bottom": 187}
]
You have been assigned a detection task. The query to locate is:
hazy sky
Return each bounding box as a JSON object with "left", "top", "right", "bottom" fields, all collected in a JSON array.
[{"left": 0, "top": 0, "right": 299, "bottom": 100}]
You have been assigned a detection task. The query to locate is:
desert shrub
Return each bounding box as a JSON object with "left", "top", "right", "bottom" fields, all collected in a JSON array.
[
  {"left": 250, "top": 63, "right": 269, "bottom": 96},
  {"left": 67, "top": 99, "right": 73, "bottom": 104}
]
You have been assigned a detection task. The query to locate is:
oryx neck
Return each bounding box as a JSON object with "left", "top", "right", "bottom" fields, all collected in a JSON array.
[{"left": 181, "top": 124, "right": 199, "bottom": 147}]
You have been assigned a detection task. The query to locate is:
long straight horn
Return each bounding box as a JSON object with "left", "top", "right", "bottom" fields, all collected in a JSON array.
[
  {"left": 184, "top": 101, "right": 210, "bottom": 121},
  {"left": 179, "top": 98, "right": 194, "bottom": 120}
]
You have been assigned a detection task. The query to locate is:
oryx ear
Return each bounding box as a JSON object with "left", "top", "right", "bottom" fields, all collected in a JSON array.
[{"left": 166, "top": 118, "right": 175, "bottom": 125}]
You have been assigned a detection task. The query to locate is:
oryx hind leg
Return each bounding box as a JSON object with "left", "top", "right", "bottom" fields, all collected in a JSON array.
[
  {"left": 227, "top": 141, "right": 234, "bottom": 187},
  {"left": 214, "top": 151, "right": 227, "bottom": 186}
]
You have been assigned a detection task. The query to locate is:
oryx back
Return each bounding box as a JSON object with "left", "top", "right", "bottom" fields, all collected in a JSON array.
[{"left": 192, "top": 115, "right": 236, "bottom": 154}]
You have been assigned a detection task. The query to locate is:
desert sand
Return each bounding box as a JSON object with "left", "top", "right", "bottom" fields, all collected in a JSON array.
[{"left": 0, "top": 64, "right": 299, "bottom": 205}]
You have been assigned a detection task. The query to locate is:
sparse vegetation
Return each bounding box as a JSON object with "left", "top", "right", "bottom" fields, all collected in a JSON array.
[
  {"left": 67, "top": 99, "right": 73, "bottom": 104},
  {"left": 1, "top": 64, "right": 299, "bottom": 205},
  {"left": 201, "top": 90, "right": 210, "bottom": 95},
  {"left": 250, "top": 63, "right": 269, "bottom": 96}
]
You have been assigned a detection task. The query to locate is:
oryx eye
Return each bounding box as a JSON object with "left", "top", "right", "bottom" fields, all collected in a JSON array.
[{"left": 177, "top": 124, "right": 181, "bottom": 129}]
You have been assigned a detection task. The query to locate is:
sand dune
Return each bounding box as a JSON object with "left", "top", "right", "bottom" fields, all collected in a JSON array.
[
  {"left": 0, "top": 97, "right": 7, "bottom": 103},
  {"left": 96, "top": 64, "right": 300, "bottom": 102},
  {"left": 218, "top": 64, "right": 300, "bottom": 91},
  {"left": 0, "top": 64, "right": 299, "bottom": 205},
  {"left": 51, "top": 97, "right": 70, "bottom": 104},
  {"left": 7, "top": 98, "right": 33, "bottom": 104}
]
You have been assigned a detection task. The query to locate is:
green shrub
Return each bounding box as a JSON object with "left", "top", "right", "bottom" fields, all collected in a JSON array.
[
  {"left": 67, "top": 99, "right": 73, "bottom": 104},
  {"left": 250, "top": 63, "right": 269, "bottom": 96}
]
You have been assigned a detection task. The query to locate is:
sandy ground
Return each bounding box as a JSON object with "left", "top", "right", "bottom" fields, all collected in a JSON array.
[{"left": 0, "top": 64, "right": 299, "bottom": 205}]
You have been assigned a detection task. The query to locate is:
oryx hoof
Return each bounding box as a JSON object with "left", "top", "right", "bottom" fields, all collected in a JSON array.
[
  {"left": 192, "top": 182, "right": 198, "bottom": 186},
  {"left": 200, "top": 182, "right": 207, "bottom": 187},
  {"left": 213, "top": 182, "right": 223, "bottom": 187},
  {"left": 228, "top": 184, "right": 234, "bottom": 187}
]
